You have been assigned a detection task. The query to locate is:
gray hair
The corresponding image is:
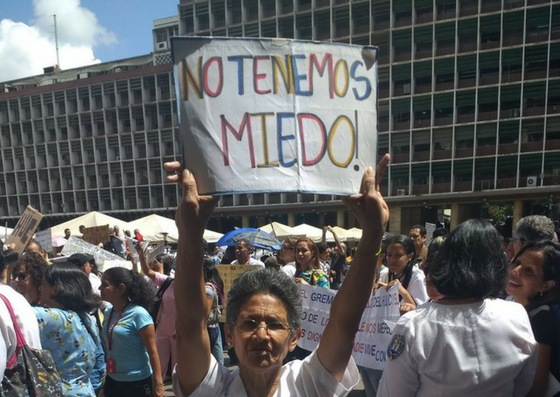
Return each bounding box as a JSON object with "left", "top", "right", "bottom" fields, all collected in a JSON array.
[
  {"left": 226, "top": 268, "right": 301, "bottom": 336},
  {"left": 515, "top": 215, "right": 556, "bottom": 243}
]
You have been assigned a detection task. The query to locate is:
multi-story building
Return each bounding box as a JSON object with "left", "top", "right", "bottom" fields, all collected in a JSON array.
[
  {"left": 1, "top": 0, "right": 559, "bottom": 235},
  {"left": 176, "top": 0, "right": 560, "bottom": 233}
]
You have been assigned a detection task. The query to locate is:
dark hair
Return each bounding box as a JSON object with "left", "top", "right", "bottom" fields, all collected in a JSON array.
[
  {"left": 26, "top": 239, "right": 44, "bottom": 252},
  {"left": 410, "top": 225, "right": 427, "bottom": 236},
  {"left": 0, "top": 248, "right": 18, "bottom": 274},
  {"left": 513, "top": 240, "right": 560, "bottom": 310},
  {"left": 13, "top": 253, "right": 48, "bottom": 290},
  {"left": 226, "top": 268, "right": 301, "bottom": 336},
  {"left": 432, "top": 227, "right": 449, "bottom": 238},
  {"left": 103, "top": 267, "right": 155, "bottom": 311},
  {"left": 43, "top": 263, "right": 100, "bottom": 312},
  {"left": 220, "top": 246, "right": 236, "bottom": 264},
  {"left": 317, "top": 243, "right": 329, "bottom": 255},
  {"left": 203, "top": 258, "right": 224, "bottom": 295},
  {"left": 424, "top": 236, "right": 447, "bottom": 270},
  {"left": 295, "top": 237, "right": 321, "bottom": 278},
  {"left": 428, "top": 219, "right": 507, "bottom": 298},
  {"left": 236, "top": 239, "right": 252, "bottom": 250},
  {"left": 264, "top": 256, "right": 280, "bottom": 270},
  {"left": 387, "top": 235, "right": 416, "bottom": 289}
]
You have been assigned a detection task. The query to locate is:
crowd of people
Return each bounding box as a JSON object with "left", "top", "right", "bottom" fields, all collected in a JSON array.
[{"left": 0, "top": 154, "right": 559, "bottom": 397}]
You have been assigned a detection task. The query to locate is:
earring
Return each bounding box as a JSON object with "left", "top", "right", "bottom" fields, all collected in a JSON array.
[{"left": 539, "top": 291, "right": 544, "bottom": 298}]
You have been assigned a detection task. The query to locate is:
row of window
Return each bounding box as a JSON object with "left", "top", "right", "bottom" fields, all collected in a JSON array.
[
  {"left": 179, "top": 0, "right": 554, "bottom": 34},
  {"left": 0, "top": 73, "right": 174, "bottom": 125}
]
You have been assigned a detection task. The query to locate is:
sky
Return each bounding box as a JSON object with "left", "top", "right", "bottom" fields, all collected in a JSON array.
[{"left": 1, "top": 0, "right": 179, "bottom": 82}]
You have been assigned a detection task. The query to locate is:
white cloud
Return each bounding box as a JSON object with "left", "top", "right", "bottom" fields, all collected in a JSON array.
[{"left": 0, "top": 0, "right": 117, "bottom": 82}]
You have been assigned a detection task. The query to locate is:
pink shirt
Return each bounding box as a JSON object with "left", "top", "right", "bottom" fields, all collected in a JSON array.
[{"left": 153, "top": 272, "right": 176, "bottom": 337}]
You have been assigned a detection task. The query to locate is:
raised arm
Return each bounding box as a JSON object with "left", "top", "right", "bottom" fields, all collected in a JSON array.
[
  {"left": 137, "top": 244, "right": 156, "bottom": 280},
  {"left": 328, "top": 226, "right": 345, "bottom": 255},
  {"left": 164, "top": 161, "right": 218, "bottom": 396},
  {"left": 321, "top": 226, "right": 328, "bottom": 246},
  {"left": 317, "top": 154, "right": 390, "bottom": 381}
]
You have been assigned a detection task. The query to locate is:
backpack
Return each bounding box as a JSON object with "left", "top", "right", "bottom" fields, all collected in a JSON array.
[
  {"left": 206, "top": 283, "right": 222, "bottom": 326},
  {"left": 150, "top": 277, "right": 174, "bottom": 327}
]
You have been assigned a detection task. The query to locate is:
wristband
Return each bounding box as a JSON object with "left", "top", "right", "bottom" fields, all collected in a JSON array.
[{"left": 355, "top": 246, "right": 382, "bottom": 258}]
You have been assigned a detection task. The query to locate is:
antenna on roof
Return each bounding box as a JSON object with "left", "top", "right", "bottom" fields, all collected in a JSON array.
[{"left": 53, "top": 14, "right": 60, "bottom": 70}]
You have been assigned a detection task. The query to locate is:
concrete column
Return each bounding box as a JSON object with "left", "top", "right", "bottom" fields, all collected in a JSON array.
[
  {"left": 319, "top": 213, "right": 326, "bottom": 227},
  {"left": 337, "top": 210, "right": 345, "bottom": 228},
  {"left": 512, "top": 200, "right": 524, "bottom": 234},
  {"left": 242, "top": 215, "right": 250, "bottom": 228},
  {"left": 288, "top": 213, "right": 296, "bottom": 227},
  {"left": 450, "top": 203, "right": 462, "bottom": 231},
  {"left": 389, "top": 206, "right": 402, "bottom": 235}
]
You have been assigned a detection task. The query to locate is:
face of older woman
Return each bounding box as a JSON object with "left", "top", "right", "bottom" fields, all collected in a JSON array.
[
  {"left": 225, "top": 292, "right": 299, "bottom": 372},
  {"left": 507, "top": 249, "right": 554, "bottom": 306}
]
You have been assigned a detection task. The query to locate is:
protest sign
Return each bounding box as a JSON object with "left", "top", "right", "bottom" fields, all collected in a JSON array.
[
  {"left": 82, "top": 225, "right": 110, "bottom": 246},
  {"left": 6, "top": 206, "right": 43, "bottom": 253},
  {"left": 61, "top": 236, "right": 125, "bottom": 269},
  {"left": 298, "top": 284, "right": 400, "bottom": 371},
  {"left": 146, "top": 242, "right": 166, "bottom": 264},
  {"left": 172, "top": 37, "right": 378, "bottom": 195},
  {"left": 216, "top": 264, "right": 258, "bottom": 321},
  {"left": 35, "top": 229, "right": 52, "bottom": 254},
  {"left": 425, "top": 222, "right": 436, "bottom": 245},
  {"left": 102, "top": 260, "right": 133, "bottom": 271}
]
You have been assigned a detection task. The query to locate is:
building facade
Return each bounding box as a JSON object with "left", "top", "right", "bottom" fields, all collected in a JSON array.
[
  {"left": 1, "top": 0, "right": 559, "bottom": 234},
  {"left": 176, "top": 0, "right": 560, "bottom": 233}
]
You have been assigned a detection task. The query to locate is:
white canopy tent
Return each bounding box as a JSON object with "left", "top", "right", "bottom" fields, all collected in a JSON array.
[
  {"left": 258, "top": 222, "right": 304, "bottom": 240},
  {"left": 129, "top": 214, "right": 224, "bottom": 244},
  {"left": 291, "top": 223, "right": 323, "bottom": 242},
  {"left": 329, "top": 226, "right": 357, "bottom": 242},
  {"left": 50, "top": 212, "right": 134, "bottom": 238},
  {"left": 0, "top": 227, "right": 13, "bottom": 242}
]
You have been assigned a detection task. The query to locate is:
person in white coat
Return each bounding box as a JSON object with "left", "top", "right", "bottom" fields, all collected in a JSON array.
[{"left": 378, "top": 219, "right": 538, "bottom": 397}]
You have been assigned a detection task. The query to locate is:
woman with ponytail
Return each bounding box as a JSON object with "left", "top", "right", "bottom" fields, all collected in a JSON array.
[
  {"left": 384, "top": 235, "right": 429, "bottom": 313},
  {"left": 100, "top": 267, "right": 165, "bottom": 397}
]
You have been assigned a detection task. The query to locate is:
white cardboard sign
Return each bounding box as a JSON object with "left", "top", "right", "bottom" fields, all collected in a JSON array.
[
  {"left": 61, "top": 236, "right": 126, "bottom": 269},
  {"left": 298, "top": 284, "right": 400, "bottom": 371},
  {"left": 172, "top": 37, "right": 378, "bottom": 195}
]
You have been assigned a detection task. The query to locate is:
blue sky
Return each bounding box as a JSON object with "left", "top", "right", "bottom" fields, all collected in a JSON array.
[{"left": 1, "top": 0, "right": 179, "bottom": 82}]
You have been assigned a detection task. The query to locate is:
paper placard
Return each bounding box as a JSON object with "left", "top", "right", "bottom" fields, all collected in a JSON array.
[
  {"left": 102, "top": 260, "right": 133, "bottom": 271},
  {"left": 6, "top": 206, "right": 44, "bottom": 253},
  {"left": 298, "top": 284, "right": 400, "bottom": 371},
  {"left": 61, "top": 236, "right": 125, "bottom": 269},
  {"left": 82, "top": 225, "right": 110, "bottom": 246},
  {"left": 146, "top": 242, "right": 166, "bottom": 264},
  {"left": 35, "top": 229, "right": 53, "bottom": 254},
  {"left": 172, "top": 37, "right": 378, "bottom": 195},
  {"left": 216, "top": 264, "right": 259, "bottom": 321}
]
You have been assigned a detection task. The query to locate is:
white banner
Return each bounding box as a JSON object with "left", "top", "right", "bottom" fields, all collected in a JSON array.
[
  {"left": 61, "top": 236, "right": 125, "bottom": 270},
  {"left": 299, "top": 284, "right": 400, "bottom": 370},
  {"left": 172, "top": 37, "right": 378, "bottom": 195}
]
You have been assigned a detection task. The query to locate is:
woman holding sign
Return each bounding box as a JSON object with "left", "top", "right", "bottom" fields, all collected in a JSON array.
[{"left": 165, "top": 153, "right": 390, "bottom": 397}]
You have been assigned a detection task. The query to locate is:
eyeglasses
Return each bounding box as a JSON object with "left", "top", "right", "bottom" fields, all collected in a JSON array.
[
  {"left": 235, "top": 318, "right": 291, "bottom": 334},
  {"left": 13, "top": 273, "right": 29, "bottom": 281}
]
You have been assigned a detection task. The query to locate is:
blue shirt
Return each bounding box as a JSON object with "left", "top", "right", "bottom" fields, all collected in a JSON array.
[
  {"left": 35, "top": 308, "right": 104, "bottom": 396},
  {"left": 102, "top": 304, "right": 153, "bottom": 382}
]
